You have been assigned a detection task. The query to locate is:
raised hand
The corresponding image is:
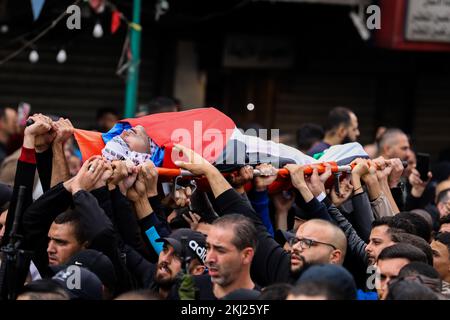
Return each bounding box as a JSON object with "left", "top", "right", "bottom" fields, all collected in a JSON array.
[
  {"left": 23, "top": 114, "right": 53, "bottom": 150},
  {"left": 172, "top": 144, "right": 215, "bottom": 176},
  {"left": 52, "top": 118, "right": 74, "bottom": 144},
  {"left": 93, "top": 159, "right": 113, "bottom": 190},
  {"left": 65, "top": 156, "right": 106, "bottom": 194},
  {"left": 285, "top": 164, "right": 307, "bottom": 190},
  {"left": 409, "top": 168, "right": 432, "bottom": 198},
  {"left": 305, "top": 164, "right": 332, "bottom": 197},
  {"left": 254, "top": 163, "right": 278, "bottom": 192},
  {"left": 387, "top": 158, "right": 404, "bottom": 188},
  {"left": 118, "top": 165, "right": 139, "bottom": 196},
  {"left": 351, "top": 158, "right": 370, "bottom": 178},
  {"left": 126, "top": 166, "right": 147, "bottom": 202},
  {"left": 182, "top": 211, "right": 202, "bottom": 231},
  {"left": 24, "top": 114, "right": 52, "bottom": 137},
  {"left": 229, "top": 165, "right": 253, "bottom": 189},
  {"left": 108, "top": 160, "right": 129, "bottom": 186},
  {"left": 330, "top": 177, "right": 354, "bottom": 207},
  {"left": 141, "top": 161, "right": 159, "bottom": 197}
]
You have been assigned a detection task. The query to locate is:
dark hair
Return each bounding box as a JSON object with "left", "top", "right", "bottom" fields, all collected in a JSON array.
[
  {"left": 389, "top": 212, "right": 432, "bottom": 242},
  {"left": 54, "top": 210, "right": 88, "bottom": 245},
  {"left": 19, "top": 279, "right": 70, "bottom": 300},
  {"left": 258, "top": 283, "right": 293, "bottom": 300},
  {"left": 96, "top": 108, "right": 119, "bottom": 120},
  {"left": 437, "top": 188, "right": 450, "bottom": 205},
  {"left": 289, "top": 281, "right": 352, "bottom": 300},
  {"left": 296, "top": 123, "right": 324, "bottom": 151},
  {"left": 324, "top": 107, "right": 353, "bottom": 133},
  {"left": 440, "top": 215, "right": 450, "bottom": 226},
  {"left": 115, "top": 289, "right": 160, "bottom": 300},
  {"left": 212, "top": 214, "right": 257, "bottom": 251},
  {"left": 148, "top": 96, "right": 177, "bottom": 113},
  {"left": 0, "top": 107, "right": 5, "bottom": 121},
  {"left": 435, "top": 232, "right": 450, "bottom": 254},
  {"left": 378, "top": 128, "right": 407, "bottom": 151},
  {"left": 378, "top": 243, "right": 428, "bottom": 264},
  {"left": 391, "top": 232, "right": 434, "bottom": 265},
  {"left": 386, "top": 280, "right": 438, "bottom": 300},
  {"left": 371, "top": 216, "right": 393, "bottom": 228},
  {"left": 399, "top": 262, "right": 440, "bottom": 280}
]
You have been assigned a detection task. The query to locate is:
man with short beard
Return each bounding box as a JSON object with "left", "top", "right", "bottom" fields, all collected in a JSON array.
[
  {"left": 126, "top": 228, "right": 207, "bottom": 299},
  {"left": 307, "top": 107, "right": 360, "bottom": 156},
  {"left": 167, "top": 214, "right": 258, "bottom": 300},
  {"left": 152, "top": 229, "right": 207, "bottom": 297}
]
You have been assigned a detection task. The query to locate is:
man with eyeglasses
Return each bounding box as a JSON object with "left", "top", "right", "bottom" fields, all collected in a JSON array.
[{"left": 289, "top": 219, "right": 348, "bottom": 277}]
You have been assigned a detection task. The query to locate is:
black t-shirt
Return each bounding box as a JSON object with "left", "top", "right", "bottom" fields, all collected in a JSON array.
[{"left": 168, "top": 274, "right": 261, "bottom": 300}]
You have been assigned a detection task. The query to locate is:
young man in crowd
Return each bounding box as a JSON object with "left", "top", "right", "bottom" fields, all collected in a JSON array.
[
  {"left": 431, "top": 232, "right": 450, "bottom": 296},
  {"left": 307, "top": 106, "right": 360, "bottom": 156},
  {"left": 376, "top": 243, "right": 428, "bottom": 299}
]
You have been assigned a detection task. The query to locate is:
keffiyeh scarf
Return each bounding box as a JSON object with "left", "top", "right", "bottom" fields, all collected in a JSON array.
[{"left": 102, "top": 135, "right": 154, "bottom": 166}]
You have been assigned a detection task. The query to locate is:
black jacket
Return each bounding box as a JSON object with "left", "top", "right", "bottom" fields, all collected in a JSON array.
[{"left": 21, "top": 183, "right": 134, "bottom": 293}]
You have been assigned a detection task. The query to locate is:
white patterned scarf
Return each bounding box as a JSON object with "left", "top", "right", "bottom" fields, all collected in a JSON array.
[{"left": 102, "top": 135, "right": 153, "bottom": 166}]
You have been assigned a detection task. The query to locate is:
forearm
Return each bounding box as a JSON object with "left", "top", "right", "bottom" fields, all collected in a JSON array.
[
  {"left": 351, "top": 192, "right": 374, "bottom": 242},
  {"left": 371, "top": 193, "right": 395, "bottom": 219},
  {"left": 22, "top": 182, "right": 73, "bottom": 247},
  {"left": 296, "top": 185, "right": 314, "bottom": 203},
  {"left": 72, "top": 190, "right": 114, "bottom": 241},
  {"left": 275, "top": 210, "right": 289, "bottom": 231},
  {"left": 380, "top": 180, "right": 400, "bottom": 214},
  {"left": 36, "top": 148, "right": 52, "bottom": 192},
  {"left": 205, "top": 167, "right": 233, "bottom": 199},
  {"left": 2, "top": 147, "right": 37, "bottom": 246},
  {"left": 51, "top": 142, "right": 70, "bottom": 187},
  {"left": 133, "top": 197, "right": 154, "bottom": 221},
  {"left": 248, "top": 189, "right": 274, "bottom": 237},
  {"left": 363, "top": 175, "right": 382, "bottom": 202}
]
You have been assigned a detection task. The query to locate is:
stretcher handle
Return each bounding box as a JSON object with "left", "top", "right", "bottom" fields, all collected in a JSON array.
[{"left": 156, "top": 162, "right": 352, "bottom": 178}]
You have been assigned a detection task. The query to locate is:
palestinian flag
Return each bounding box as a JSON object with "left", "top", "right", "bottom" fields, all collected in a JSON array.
[{"left": 74, "top": 107, "right": 368, "bottom": 172}]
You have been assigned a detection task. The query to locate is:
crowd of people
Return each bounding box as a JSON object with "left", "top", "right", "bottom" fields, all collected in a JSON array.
[{"left": 0, "top": 101, "right": 449, "bottom": 301}]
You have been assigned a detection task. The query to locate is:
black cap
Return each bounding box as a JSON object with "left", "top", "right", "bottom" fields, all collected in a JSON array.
[
  {"left": 296, "top": 264, "right": 357, "bottom": 300},
  {"left": 156, "top": 228, "right": 207, "bottom": 264},
  {"left": 52, "top": 265, "right": 103, "bottom": 300},
  {"left": 67, "top": 249, "right": 117, "bottom": 292}
]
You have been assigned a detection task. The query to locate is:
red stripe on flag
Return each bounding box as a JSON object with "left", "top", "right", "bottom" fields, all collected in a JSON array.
[{"left": 74, "top": 129, "right": 104, "bottom": 162}]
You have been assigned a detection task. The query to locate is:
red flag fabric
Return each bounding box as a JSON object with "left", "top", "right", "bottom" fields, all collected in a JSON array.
[
  {"left": 123, "top": 107, "right": 236, "bottom": 167},
  {"left": 111, "top": 10, "right": 121, "bottom": 34},
  {"left": 74, "top": 108, "right": 236, "bottom": 165},
  {"left": 73, "top": 129, "right": 104, "bottom": 162}
]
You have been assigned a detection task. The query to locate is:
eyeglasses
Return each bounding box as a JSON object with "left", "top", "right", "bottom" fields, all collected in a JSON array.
[{"left": 288, "top": 237, "right": 337, "bottom": 250}]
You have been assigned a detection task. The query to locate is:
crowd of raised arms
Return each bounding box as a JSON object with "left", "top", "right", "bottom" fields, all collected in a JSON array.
[{"left": 0, "top": 103, "right": 449, "bottom": 300}]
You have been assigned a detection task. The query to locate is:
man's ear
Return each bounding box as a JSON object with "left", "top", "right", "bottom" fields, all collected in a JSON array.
[
  {"left": 81, "top": 241, "right": 89, "bottom": 250},
  {"left": 241, "top": 248, "right": 254, "bottom": 265},
  {"left": 437, "top": 202, "right": 445, "bottom": 217},
  {"left": 337, "top": 126, "right": 347, "bottom": 140},
  {"left": 330, "top": 250, "right": 342, "bottom": 264},
  {"left": 191, "top": 265, "right": 206, "bottom": 276}
]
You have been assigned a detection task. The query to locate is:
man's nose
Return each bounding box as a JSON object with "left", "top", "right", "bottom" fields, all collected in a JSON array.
[
  {"left": 47, "top": 241, "right": 55, "bottom": 253},
  {"left": 292, "top": 242, "right": 304, "bottom": 253},
  {"left": 206, "top": 251, "right": 216, "bottom": 264}
]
